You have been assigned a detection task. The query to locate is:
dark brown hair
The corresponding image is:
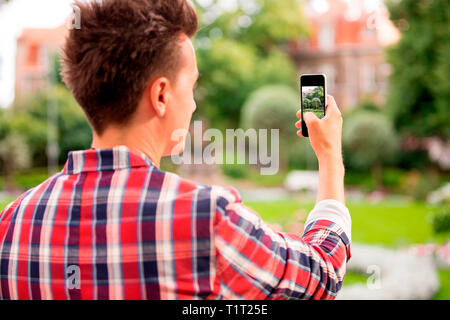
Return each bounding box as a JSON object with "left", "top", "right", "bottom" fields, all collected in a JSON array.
[{"left": 61, "top": 0, "right": 198, "bottom": 134}]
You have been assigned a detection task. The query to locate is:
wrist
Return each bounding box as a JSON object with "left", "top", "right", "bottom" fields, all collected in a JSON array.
[
  {"left": 319, "top": 155, "right": 345, "bottom": 176},
  {"left": 317, "top": 152, "right": 344, "bottom": 167},
  {"left": 317, "top": 153, "right": 346, "bottom": 205}
]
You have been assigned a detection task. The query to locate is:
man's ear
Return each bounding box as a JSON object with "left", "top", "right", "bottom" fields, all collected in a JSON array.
[{"left": 149, "top": 77, "right": 170, "bottom": 118}]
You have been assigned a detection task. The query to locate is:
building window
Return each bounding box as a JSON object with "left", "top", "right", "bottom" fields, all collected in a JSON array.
[
  {"left": 361, "top": 63, "right": 376, "bottom": 92},
  {"left": 321, "top": 64, "right": 336, "bottom": 92},
  {"left": 27, "top": 44, "right": 40, "bottom": 67},
  {"left": 379, "top": 63, "right": 391, "bottom": 93},
  {"left": 318, "top": 22, "right": 335, "bottom": 52}
]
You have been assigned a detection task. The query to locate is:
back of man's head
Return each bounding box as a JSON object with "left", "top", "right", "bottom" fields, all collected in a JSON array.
[{"left": 61, "top": 0, "right": 198, "bottom": 135}]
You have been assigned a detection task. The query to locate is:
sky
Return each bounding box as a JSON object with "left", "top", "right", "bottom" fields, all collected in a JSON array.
[{"left": 0, "top": 0, "right": 74, "bottom": 107}]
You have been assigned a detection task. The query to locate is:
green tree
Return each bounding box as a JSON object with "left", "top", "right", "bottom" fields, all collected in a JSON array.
[
  {"left": 12, "top": 85, "right": 92, "bottom": 167},
  {"left": 0, "top": 132, "right": 31, "bottom": 192},
  {"left": 0, "top": 108, "right": 9, "bottom": 139},
  {"left": 192, "top": 0, "right": 308, "bottom": 127},
  {"left": 386, "top": 0, "right": 450, "bottom": 139},
  {"left": 343, "top": 111, "right": 398, "bottom": 188},
  {"left": 241, "top": 85, "right": 299, "bottom": 169},
  {"left": 48, "top": 54, "right": 64, "bottom": 87},
  {"left": 305, "top": 86, "right": 324, "bottom": 102}
]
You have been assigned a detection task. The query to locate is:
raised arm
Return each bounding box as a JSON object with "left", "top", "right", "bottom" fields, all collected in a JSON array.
[
  {"left": 213, "top": 192, "right": 351, "bottom": 300},
  {"left": 213, "top": 97, "right": 350, "bottom": 299},
  {"left": 296, "top": 95, "right": 345, "bottom": 205}
]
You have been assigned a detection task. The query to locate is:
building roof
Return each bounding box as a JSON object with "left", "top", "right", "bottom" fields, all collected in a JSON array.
[
  {"left": 290, "top": 0, "right": 400, "bottom": 55},
  {"left": 17, "top": 24, "right": 67, "bottom": 47}
]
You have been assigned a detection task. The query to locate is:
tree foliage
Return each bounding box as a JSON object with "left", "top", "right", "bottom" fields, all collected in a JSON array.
[
  {"left": 303, "top": 86, "right": 324, "bottom": 111},
  {"left": 343, "top": 111, "right": 398, "bottom": 182},
  {"left": 241, "top": 85, "right": 299, "bottom": 169},
  {"left": 0, "top": 133, "right": 31, "bottom": 172},
  {"left": 386, "top": 0, "right": 450, "bottom": 139},
  {"left": 0, "top": 113, "right": 31, "bottom": 191},
  {"left": 192, "top": 0, "right": 308, "bottom": 127},
  {"left": 11, "top": 85, "right": 92, "bottom": 167},
  {"left": 241, "top": 84, "right": 299, "bottom": 138}
]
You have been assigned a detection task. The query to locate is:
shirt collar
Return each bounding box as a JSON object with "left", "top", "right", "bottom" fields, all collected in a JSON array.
[{"left": 62, "top": 146, "right": 155, "bottom": 175}]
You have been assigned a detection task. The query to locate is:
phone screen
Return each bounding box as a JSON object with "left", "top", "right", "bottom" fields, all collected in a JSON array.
[
  {"left": 300, "top": 74, "right": 326, "bottom": 137},
  {"left": 301, "top": 85, "right": 325, "bottom": 119}
]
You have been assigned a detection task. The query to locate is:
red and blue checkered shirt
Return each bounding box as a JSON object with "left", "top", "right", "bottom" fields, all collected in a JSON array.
[{"left": 0, "top": 146, "right": 351, "bottom": 300}]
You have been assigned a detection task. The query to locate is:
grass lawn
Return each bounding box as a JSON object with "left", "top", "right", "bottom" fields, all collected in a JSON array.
[
  {"left": 0, "top": 199, "right": 15, "bottom": 212},
  {"left": 342, "top": 271, "right": 368, "bottom": 286},
  {"left": 246, "top": 198, "right": 449, "bottom": 246},
  {"left": 246, "top": 198, "right": 450, "bottom": 299},
  {"left": 434, "top": 269, "right": 450, "bottom": 300}
]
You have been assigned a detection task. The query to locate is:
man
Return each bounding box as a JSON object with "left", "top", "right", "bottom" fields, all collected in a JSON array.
[{"left": 0, "top": 0, "right": 351, "bottom": 300}]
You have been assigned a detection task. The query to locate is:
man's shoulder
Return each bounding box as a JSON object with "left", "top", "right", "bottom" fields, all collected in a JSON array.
[
  {"left": 161, "top": 170, "right": 242, "bottom": 209},
  {"left": 0, "top": 172, "right": 63, "bottom": 215}
]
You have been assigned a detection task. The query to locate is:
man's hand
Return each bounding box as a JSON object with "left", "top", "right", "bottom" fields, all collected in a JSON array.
[
  {"left": 295, "top": 95, "right": 345, "bottom": 204},
  {"left": 296, "top": 95, "right": 343, "bottom": 162}
]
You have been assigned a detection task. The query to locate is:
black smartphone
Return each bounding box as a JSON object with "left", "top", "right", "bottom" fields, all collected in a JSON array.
[{"left": 300, "top": 74, "right": 327, "bottom": 137}]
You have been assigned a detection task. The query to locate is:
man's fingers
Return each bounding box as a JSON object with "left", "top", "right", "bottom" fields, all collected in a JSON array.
[
  {"left": 296, "top": 110, "right": 303, "bottom": 136},
  {"left": 304, "top": 112, "right": 318, "bottom": 126},
  {"left": 325, "top": 95, "right": 341, "bottom": 117}
]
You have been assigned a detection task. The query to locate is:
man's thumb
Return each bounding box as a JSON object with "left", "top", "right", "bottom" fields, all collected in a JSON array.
[{"left": 304, "top": 112, "right": 318, "bottom": 126}]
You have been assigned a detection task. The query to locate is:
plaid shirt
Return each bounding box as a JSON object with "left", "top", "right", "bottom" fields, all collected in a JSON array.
[{"left": 0, "top": 146, "right": 351, "bottom": 300}]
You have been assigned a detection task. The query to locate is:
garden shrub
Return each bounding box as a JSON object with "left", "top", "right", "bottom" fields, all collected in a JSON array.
[
  {"left": 241, "top": 85, "right": 300, "bottom": 169},
  {"left": 221, "top": 163, "right": 248, "bottom": 179},
  {"left": 343, "top": 111, "right": 398, "bottom": 170},
  {"left": 241, "top": 85, "right": 299, "bottom": 140},
  {"left": 431, "top": 204, "right": 450, "bottom": 234}
]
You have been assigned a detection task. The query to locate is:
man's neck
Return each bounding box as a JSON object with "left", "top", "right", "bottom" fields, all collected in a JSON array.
[{"left": 91, "top": 122, "right": 164, "bottom": 168}]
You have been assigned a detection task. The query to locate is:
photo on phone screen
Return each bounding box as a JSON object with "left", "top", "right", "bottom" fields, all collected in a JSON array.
[
  {"left": 302, "top": 86, "right": 325, "bottom": 119},
  {"left": 300, "top": 74, "right": 326, "bottom": 137}
]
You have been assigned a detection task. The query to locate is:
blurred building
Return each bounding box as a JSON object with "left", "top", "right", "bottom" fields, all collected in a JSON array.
[
  {"left": 289, "top": 0, "right": 400, "bottom": 109},
  {"left": 15, "top": 25, "right": 67, "bottom": 99}
]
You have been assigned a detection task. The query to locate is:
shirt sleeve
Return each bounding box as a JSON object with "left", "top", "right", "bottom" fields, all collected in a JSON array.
[{"left": 212, "top": 186, "right": 351, "bottom": 300}]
